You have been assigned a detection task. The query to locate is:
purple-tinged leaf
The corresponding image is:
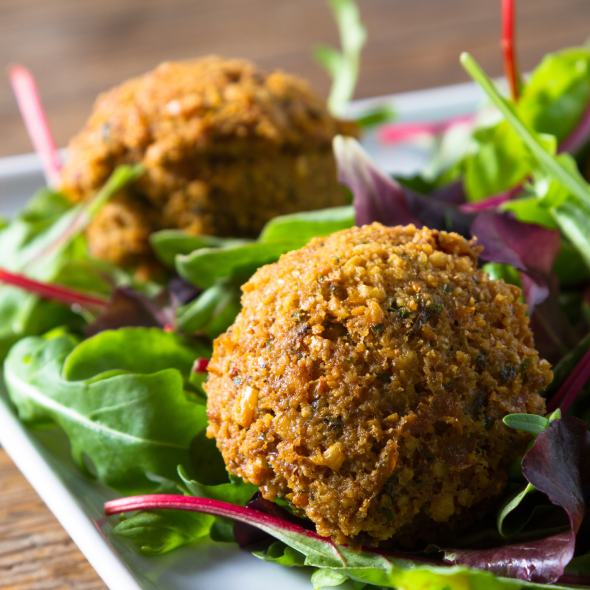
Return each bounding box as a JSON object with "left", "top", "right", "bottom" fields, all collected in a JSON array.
[
  {"left": 85, "top": 287, "right": 174, "bottom": 337},
  {"left": 168, "top": 274, "right": 201, "bottom": 305},
  {"left": 522, "top": 417, "right": 590, "bottom": 534},
  {"left": 471, "top": 212, "right": 561, "bottom": 274},
  {"left": 460, "top": 184, "right": 523, "bottom": 213},
  {"left": 334, "top": 136, "right": 419, "bottom": 227},
  {"left": 444, "top": 532, "right": 575, "bottom": 583},
  {"left": 429, "top": 179, "right": 466, "bottom": 206},
  {"left": 335, "top": 136, "right": 559, "bottom": 309},
  {"left": 471, "top": 211, "right": 561, "bottom": 310},
  {"left": 443, "top": 417, "right": 590, "bottom": 583}
]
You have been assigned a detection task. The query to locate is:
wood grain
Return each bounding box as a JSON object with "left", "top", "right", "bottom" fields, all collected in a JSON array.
[
  {"left": 0, "top": 446, "right": 106, "bottom": 589},
  {"left": 2, "top": 1, "right": 590, "bottom": 589},
  {"left": 2, "top": 0, "right": 590, "bottom": 157}
]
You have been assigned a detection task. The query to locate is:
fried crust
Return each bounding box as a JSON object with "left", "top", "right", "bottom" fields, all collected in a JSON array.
[
  {"left": 60, "top": 57, "right": 356, "bottom": 267},
  {"left": 205, "top": 224, "right": 551, "bottom": 546}
]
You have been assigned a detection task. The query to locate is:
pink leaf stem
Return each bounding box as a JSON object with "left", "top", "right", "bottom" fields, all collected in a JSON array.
[
  {"left": 106, "top": 493, "right": 330, "bottom": 541},
  {"left": 8, "top": 65, "right": 62, "bottom": 187},
  {"left": 546, "top": 347, "right": 590, "bottom": 414},
  {"left": 104, "top": 494, "right": 439, "bottom": 565},
  {"left": 0, "top": 267, "right": 108, "bottom": 310},
  {"left": 460, "top": 184, "right": 523, "bottom": 213},
  {"left": 104, "top": 494, "right": 590, "bottom": 584},
  {"left": 377, "top": 114, "right": 474, "bottom": 146}
]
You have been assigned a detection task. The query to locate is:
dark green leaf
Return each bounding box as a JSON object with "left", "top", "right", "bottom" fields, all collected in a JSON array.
[
  {"left": 62, "top": 327, "right": 210, "bottom": 380},
  {"left": 354, "top": 104, "right": 396, "bottom": 128},
  {"left": 189, "top": 430, "right": 229, "bottom": 486}
]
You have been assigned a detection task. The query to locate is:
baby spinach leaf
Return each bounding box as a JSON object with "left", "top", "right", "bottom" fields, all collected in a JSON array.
[
  {"left": 464, "top": 121, "right": 534, "bottom": 202},
  {"left": 179, "top": 465, "right": 257, "bottom": 507},
  {"left": 113, "top": 509, "right": 214, "bottom": 555},
  {"left": 177, "top": 240, "right": 307, "bottom": 290},
  {"left": 150, "top": 230, "right": 250, "bottom": 268},
  {"left": 5, "top": 328, "right": 209, "bottom": 494},
  {"left": 176, "top": 277, "right": 242, "bottom": 339},
  {"left": 62, "top": 326, "right": 209, "bottom": 380},
  {"left": 519, "top": 48, "right": 590, "bottom": 143},
  {"left": 259, "top": 206, "right": 354, "bottom": 243}
]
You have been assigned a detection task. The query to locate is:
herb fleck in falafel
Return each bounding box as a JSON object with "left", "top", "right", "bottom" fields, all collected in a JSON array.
[
  {"left": 205, "top": 223, "right": 551, "bottom": 547},
  {"left": 59, "top": 57, "right": 357, "bottom": 271}
]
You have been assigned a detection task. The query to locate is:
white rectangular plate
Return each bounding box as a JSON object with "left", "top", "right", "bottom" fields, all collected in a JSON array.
[{"left": 0, "top": 80, "right": 484, "bottom": 590}]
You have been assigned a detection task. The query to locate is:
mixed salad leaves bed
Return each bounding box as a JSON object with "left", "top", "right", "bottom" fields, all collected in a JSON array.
[{"left": 2, "top": 0, "right": 590, "bottom": 588}]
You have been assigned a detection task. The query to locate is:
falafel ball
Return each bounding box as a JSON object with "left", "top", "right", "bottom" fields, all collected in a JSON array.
[
  {"left": 205, "top": 223, "right": 552, "bottom": 547},
  {"left": 60, "top": 56, "right": 357, "bottom": 270}
]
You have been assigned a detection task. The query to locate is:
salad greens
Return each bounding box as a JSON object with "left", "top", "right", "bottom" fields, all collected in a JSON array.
[
  {"left": 0, "top": 164, "right": 142, "bottom": 358},
  {"left": 3, "top": 0, "right": 590, "bottom": 588},
  {"left": 5, "top": 328, "right": 211, "bottom": 494}
]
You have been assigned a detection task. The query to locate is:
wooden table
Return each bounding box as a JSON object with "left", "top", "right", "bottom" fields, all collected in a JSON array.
[{"left": 1, "top": 0, "right": 590, "bottom": 587}]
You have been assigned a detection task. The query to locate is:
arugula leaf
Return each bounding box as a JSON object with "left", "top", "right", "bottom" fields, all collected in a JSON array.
[
  {"left": 5, "top": 328, "right": 210, "bottom": 494},
  {"left": 314, "top": 0, "right": 367, "bottom": 118}
]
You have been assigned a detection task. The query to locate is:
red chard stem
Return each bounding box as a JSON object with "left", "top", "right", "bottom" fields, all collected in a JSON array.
[
  {"left": 0, "top": 268, "right": 108, "bottom": 310},
  {"left": 501, "top": 0, "right": 521, "bottom": 102},
  {"left": 546, "top": 346, "right": 590, "bottom": 414}
]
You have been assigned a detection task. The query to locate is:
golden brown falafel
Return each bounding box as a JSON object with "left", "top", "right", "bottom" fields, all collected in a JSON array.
[
  {"left": 205, "top": 223, "right": 551, "bottom": 547},
  {"left": 60, "top": 57, "right": 357, "bottom": 269}
]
